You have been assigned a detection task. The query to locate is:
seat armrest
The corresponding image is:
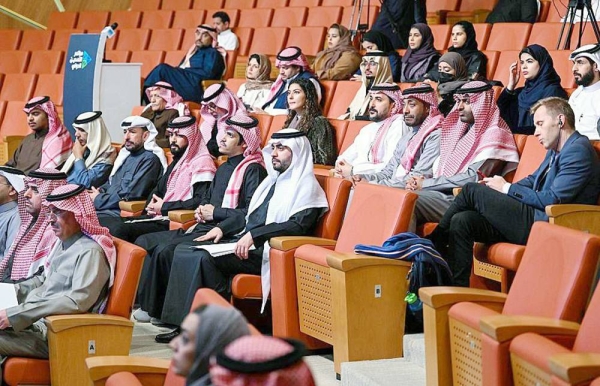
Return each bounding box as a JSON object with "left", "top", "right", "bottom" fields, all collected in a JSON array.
[
  {"left": 118, "top": 200, "right": 146, "bottom": 212},
  {"left": 46, "top": 314, "right": 133, "bottom": 333},
  {"left": 169, "top": 209, "right": 196, "bottom": 223},
  {"left": 549, "top": 353, "right": 600, "bottom": 385},
  {"left": 326, "top": 251, "right": 412, "bottom": 272},
  {"left": 546, "top": 204, "right": 600, "bottom": 217},
  {"left": 313, "top": 164, "right": 330, "bottom": 170},
  {"left": 86, "top": 356, "right": 170, "bottom": 384},
  {"left": 479, "top": 314, "right": 580, "bottom": 343},
  {"left": 269, "top": 236, "right": 336, "bottom": 251},
  {"left": 419, "top": 286, "right": 508, "bottom": 309},
  {"left": 546, "top": 204, "right": 600, "bottom": 234}
]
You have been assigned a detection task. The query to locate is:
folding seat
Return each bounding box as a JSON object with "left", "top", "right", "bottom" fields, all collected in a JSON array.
[
  {"left": 256, "top": 0, "right": 288, "bottom": 7},
  {"left": 231, "top": 26, "right": 253, "bottom": 57},
  {"left": 109, "top": 10, "right": 142, "bottom": 29},
  {"left": 130, "top": 50, "right": 166, "bottom": 77},
  {"left": 286, "top": 26, "right": 327, "bottom": 57},
  {"left": 51, "top": 29, "right": 85, "bottom": 51},
  {"left": 46, "top": 10, "right": 79, "bottom": 29},
  {"left": 426, "top": 0, "right": 460, "bottom": 24},
  {"left": 76, "top": 10, "right": 111, "bottom": 31},
  {"left": 338, "top": 119, "right": 369, "bottom": 153},
  {"left": 322, "top": 0, "right": 353, "bottom": 6},
  {"left": 224, "top": 0, "right": 257, "bottom": 8},
  {"left": 472, "top": 23, "right": 492, "bottom": 50},
  {"left": 0, "top": 74, "right": 37, "bottom": 102},
  {"left": 527, "top": 22, "right": 563, "bottom": 48},
  {"left": 421, "top": 222, "right": 600, "bottom": 386},
  {"left": 164, "top": 50, "right": 187, "bottom": 66},
  {"left": 0, "top": 30, "right": 21, "bottom": 51},
  {"left": 172, "top": 9, "right": 205, "bottom": 29},
  {"left": 326, "top": 80, "right": 361, "bottom": 119},
  {"left": 247, "top": 27, "right": 289, "bottom": 57},
  {"left": 327, "top": 118, "right": 348, "bottom": 154},
  {"left": 141, "top": 10, "right": 174, "bottom": 29},
  {"left": 205, "top": 8, "right": 240, "bottom": 25},
  {"left": 570, "top": 23, "right": 600, "bottom": 48},
  {"left": 486, "top": 22, "right": 532, "bottom": 51},
  {"left": 546, "top": 1, "right": 566, "bottom": 22},
  {"left": 305, "top": 6, "right": 342, "bottom": 27},
  {"left": 223, "top": 50, "right": 238, "bottom": 80},
  {"left": 0, "top": 101, "right": 31, "bottom": 138},
  {"left": 193, "top": 0, "right": 224, "bottom": 9},
  {"left": 19, "top": 30, "right": 54, "bottom": 51},
  {"left": 492, "top": 50, "right": 522, "bottom": 87},
  {"left": 248, "top": 113, "right": 274, "bottom": 145},
  {"left": 341, "top": 5, "right": 379, "bottom": 32},
  {"left": 226, "top": 77, "right": 245, "bottom": 93},
  {"left": 130, "top": 0, "right": 162, "bottom": 11},
  {"left": 180, "top": 28, "right": 196, "bottom": 51},
  {"left": 289, "top": 0, "right": 320, "bottom": 5},
  {"left": 320, "top": 80, "right": 337, "bottom": 117},
  {"left": 549, "top": 50, "right": 576, "bottom": 88},
  {"left": 26, "top": 51, "right": 64, "bottom": 75},
  {"left": 265, "top": 115, "right": 288, "bottom": 142},
  {"left": 33, "top": 74, "right": 65, "bottom": 106},
  {"left": 482, "top": 50, "right": 500, "bottom": 80},
  {"left": 271, "top": 7, "right": 308, "bottom": 28},
  {"left": 147, "top": 28, "right": 184, "bottom": 51},
  {"left": 161, "top": 0, "right": 194, "bottom": 10},
  {"left": 237, "top": 8, "right": 274, "bottom": 28},
  {"left": 114, "top": 29, "right": 151, "bottom": 51},
  {"left": 445, "top": 0, "right": 499, "bottom": 25},
  {"left": 105, "top": 50, "right": 131, "bottom": 63},
  {"left": 430, "top": 24, "right": 452, "bottom": 51},
  {"left": 0, "top": 51, "right": 30, "bottom": 74},
  {"left": 3, "top": 238, "right": 146, "bottom": 386}
]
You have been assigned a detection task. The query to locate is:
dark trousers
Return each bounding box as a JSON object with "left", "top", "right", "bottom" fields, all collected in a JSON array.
[
  {"left": 430, "top": 182, "right": 535, "bottom": 287},
  {"left": 99, "top": 216, "right": 169, "bottom": 243}
]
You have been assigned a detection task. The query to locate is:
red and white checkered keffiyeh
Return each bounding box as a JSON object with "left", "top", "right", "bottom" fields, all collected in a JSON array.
[
  {"left": 210, "top": 336, "right": 316, "bottom": 386},
  {"left": 400, "top": 85, "right": 443, "bottom": 172},
  {"left": 162, "top": 116, "right": 216, "bottom": 203},
  {"left": 221, "top": 114, "right": 265, "bottom": 209},
  {"left": 436, "top": 81, "right": 519, "bottom": 177},
  {"left": 369, "top": 83, "right": 405, "bottom": 164},
  {"left": 44, "top": 184, "right": 116, "bottom": 286},
  {"left": 266, "top": 47, "right": 313, "bottom": 103},
  {"left": 200, "top": 84, "right": 246, "bottom": 147},
  {"left": 0, "top": 168, "right": 66, "bottom": 281},
  {"left": 23, "top": 97, "right": 72, "bottom": 169},
  {"left": 143, "top": 81, "right": 190, "bottom": 116}
]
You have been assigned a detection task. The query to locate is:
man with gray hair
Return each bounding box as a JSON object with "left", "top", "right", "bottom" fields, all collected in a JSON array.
[{"left": 569, "top": 43, "right": 600, "bottom": 140}]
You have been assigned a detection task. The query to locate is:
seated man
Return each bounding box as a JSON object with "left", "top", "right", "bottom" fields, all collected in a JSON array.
[
  {"left": 100, "top": 115, "right": 216, "bottom": 242},
  {"left": 335, "top": 83, "right": 409, "bottom": 178},
  {"left": 352, "top": 84, "right": 442, "bottom": 187},
  {"left": 568, "top": 43, "right": 600, "bottom": 140},
  {"left": 342, "top": 52, "right": 394, "bottom": 120},
  {"left": 408, "top": 81, "right": 520, "bottom": 226},
  {"left": 61, "top": 111, "right": 115, "bottom": 189},
  {"left": 0, "top": 169, "right": 67, "bottom": 282},
  {"left": 199, "top": 83, "right": 246, "bottom": 158},
  {"left": 0, "top": 184, "right": 114, "bottom": 374},
  {"left": 212, "top": 11, "right": 239, "bottom": 51},
  {"left": 142, "top": 82, "right": 189, "bottom": 148},
  {"left": 91, "top": 116, "right": 166, "bottom": 217},
  {"left": 6, "top": 96, "right": 72, "bottom": 174},
  {"left": 144, "top": 25, "right": 225, "bottom": 103},
  {"left": 133, "top": 114, "right": 265, "bottom": 325},
  {"left": 0, "top": 167, "right": 25, "bottom": 261},
  {"left": 260, "top": 47, "right": 322, "bottom": 116},
  {"left": 430, "top": 97, "right": 600, "bottom": 286},
  {"left": 155, "top": 129, "right": 328, "bottom": 342}
]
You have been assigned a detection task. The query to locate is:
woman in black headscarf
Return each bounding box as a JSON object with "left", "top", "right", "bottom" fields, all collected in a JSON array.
[
  {"left": 448, "top": 21, "right": 488, "bottom": 80},
  {"left": 360, "top": 30, "right": 402, "bottom": 82},
  {"left": 497, "top": 44, "right": 568, "bottom": 134},
  {"left": 400, "top": 23, "right": 440, "bottom": 82}
]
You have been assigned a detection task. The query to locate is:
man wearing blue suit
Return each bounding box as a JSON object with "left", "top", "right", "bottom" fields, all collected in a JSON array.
[{"left": 430, "top": 97, "right": 600, "bottom": 287}]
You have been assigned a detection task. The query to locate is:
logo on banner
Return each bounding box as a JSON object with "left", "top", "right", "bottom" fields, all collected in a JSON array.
[{"left": 69, "top": 50, "right": 93, "bottom": 71}]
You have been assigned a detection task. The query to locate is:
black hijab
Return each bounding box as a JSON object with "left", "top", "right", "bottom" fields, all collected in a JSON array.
[
  {"left": 448, "top": 21, "right": 479, "bottom": 62},
  {"left": 362, "top": 30, "right": 396, "bottom": 54}
]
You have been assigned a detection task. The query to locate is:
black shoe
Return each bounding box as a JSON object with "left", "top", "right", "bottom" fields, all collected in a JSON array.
[{"left": 155, "top": 327, "right": 180, "bottom": 343}]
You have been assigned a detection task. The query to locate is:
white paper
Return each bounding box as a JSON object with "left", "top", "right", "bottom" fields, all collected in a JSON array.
[
  {"left": 192, "top": 242, "right": 255, "bottom": 257},
  {"left": 124, "top": 215, "right": 169, "bottom": 223},
  {"left": 0, "top": 282, "right": 18, "bottom": 309}
]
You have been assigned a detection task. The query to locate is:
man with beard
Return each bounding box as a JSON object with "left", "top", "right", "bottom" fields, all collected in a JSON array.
[{"left": 568, "top": 43, "right": 600, "bottom": 140}]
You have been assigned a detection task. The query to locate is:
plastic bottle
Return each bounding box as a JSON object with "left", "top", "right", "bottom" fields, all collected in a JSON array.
[{"left": 405, "top": 292, "right": 423, "bottom": 313}]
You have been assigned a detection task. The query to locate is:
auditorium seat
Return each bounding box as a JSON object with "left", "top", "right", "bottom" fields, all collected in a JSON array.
[
  {"left": 161, "top": 0, "right": 194, "bottom": 10},
  {"left": 76, "top": 10, "right": 111, "bottom": 31},
  {"left": 320, "top": 80, "right": 337, "bottom": 117},
  {"left": 322, "top": 0, "right": 352, "bottom": 6},
  {"left": 164, "top": 50, "right": 187, "bottom": 66},
  {"left": 246, "top": 27, "right": 289, "bottom": 57},
  {"left": 326, "top": 80, "right": 361, "bottom": 119},
  {"left": 0, "top": 30, "right": 21, "bottom": 51},
  {"left": 481, "top": 50, "right": 499, "bottom": 80},
  {"left": 47, "top": 10, "right": 79, "bottom": 29},
  {"left": 225, "top": 0, "right": 257, "bottom": 8},
  {"left": 338, "top": 119, "right": 369, "bottom": 154},
  {"left": 0, "top": 74, "right": 37, "bottom": 102},
  {"left": 546, "top": 1, "right": 566, "bottom": 22},
  {"left": 238, "top": 8, "right": 274, "bottom": 28},
  {"left": 538, "top": 0, "right": 551, "bottom": 21},
  {"left": 549, "top": 50, "right": 576, "bottom": 88},
  {"left": 305, "top": 6, "right": 342, "bottom": 27},
  {"left": 33, "top": 74, "right": 65, "bottom": 106},
  {"left": 327, "top": 118, "right": 349, "bottom": 152},
  {"left": 27, "top": 51, "right": 64, "bottom": 75},
  {"left": 180, "top": 28, "right": 196, "bottom": 50},
  {"left": 105, "top": 50, "right": 131, "bottom": 63},
  {"left": 0, "top": 102, "right": 5, "bottom": 128},
  {"left": 249, "top": 113, "right": 274, "bottom": 145},
  {"left": 486, "top": 22, "right": 532, "bottom": 51},
  {"left": 141, "top": 10, "right": 174, "bottom": 29},
  {"left": 194, "top": 0, "right": 224, "bottom": 9},
  {"left": 206, "top": 8, "right": 240, "bottom": 25},
  {"left": 19, "top": 30, "right": 54, "bottom": 51},
  {"left": 570, "top": 22, "right": 600, "bottom": 48},
  {"left": 114, "top": 29, "right": 152, "bottom": 51},
  {"left": 223, "top": 50, "right": 238, "bottom": 80},
  {"left": 0, "top": 101, "right": 30, "bottom": 138},
  {"left": 271, "top": 7, "right": 308, "bottom": 28},
  {"left": 172, "top": 9, "right": 205, "bottom": 29},
  {"left": 445, "top": 0, "right": 498, "bottom": 25},
  {"left": 286, "top": 26, "right": 327, "bottom": 57},
  {"left": 340, "top": 5, "right": 379, "bottom": 31},
  {"left": 232, "top": 26, "right": 254, "bottom": 57},
  {"left": 426, "top": 0, "right": 460, "bottom": 24},
  {"left": 266, "top": 115, "right": 288, "bottom": 142},
  {"left": 289, "top": 0, "right": 320, "bottom": 5},
  {"left": 472, "top": 23, "right": 492, "bottom": 50},
  {"left": 147, "top": 28, "right": 184, "bottom": 51},
  {"left": 430, "top": 24, "right": 452, "bottom": 51},
  {"left": 130, "top": 51, "right": 166, "bottom": 77},
  {"left": 130, "top": 0, "right": 162, "bottom": 11},
  {"left": 257, "top": 0, "right": 289, "bottom": 7},
  {"left": 527, "top": 22, "right": 563, "bottom": 48},
  {"left": 492, "top": 50, "right": 522, "bottom": 88},
  {"left": 225, "top": 77, "right": 245, "bottom": 94},
  {"left": 109, "top": 10, "right": 142, "bottom": 29},
  {"left": 51, "top": 29, "right": 86, "bottom": 51},
  {"left": 0, "top": 51, "right": 30, "bottom": 74}
]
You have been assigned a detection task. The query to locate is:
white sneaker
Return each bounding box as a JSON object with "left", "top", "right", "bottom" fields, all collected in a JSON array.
[{"left": 133, "top": 308, "right": 151, "bottom": 322}]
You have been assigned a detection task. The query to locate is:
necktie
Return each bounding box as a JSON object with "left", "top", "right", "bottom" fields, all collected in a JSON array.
[{"left": 245, "top": 183, "right": 276, "bottom": 232}]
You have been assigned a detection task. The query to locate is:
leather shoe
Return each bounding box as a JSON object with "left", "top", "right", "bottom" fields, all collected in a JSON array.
[{"left": 155, "top": 328, "right": 180, "bottom": 343}]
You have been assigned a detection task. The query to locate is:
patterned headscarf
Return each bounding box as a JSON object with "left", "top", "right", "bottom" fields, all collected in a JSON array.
[
  {"left": 210, "top": 336, "right": 315, "bottom": 386},
  {"left": 181, "top": 24, "right": 225, "bottom": 69},
  {"left": 437, "top": 81, "right": 519, "bottom": 177},
  {"left": 23, "top": 96, "right": 72, "bottom": 169},
  {"left": 162, "top": 116, "right": 216, "bottom": 203},
  {"left": 44, "top": 184, "right": 116, "bottom": 286},
  {"left": 221, "top": 114, "right": 265, "bottom": 209},
  {"left": 266, "top": 47, "right": 313, "bottom": 103},
  {"left": 61, "top": 111, "right": 115, "bottom": 174},
  {"left": 244, "top": 54, "right": 273, "bottom": 92},
  {"left": 144, "top": 81, "right": 190, "bottom": 116},
  {"left": 314, "top": 24, "right": 358, "bottom": 75},
  {"left": 346, "top": 52, "right": 393, "bottom": 119},
  {"left": 199, "top": 83, "right": 246, "bottom": 147},
  {"left": 367, "top": 83, "right": 404, "bottom": 164},
  {"left": 0, "top": 168, "right": 67, "bottom": 281},
  {"left": 400, "top": 84, "right": 444, "bottom": 172}
]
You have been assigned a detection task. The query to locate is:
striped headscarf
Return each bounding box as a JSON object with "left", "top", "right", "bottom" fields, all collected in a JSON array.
[
  {"left": 266, "top": 46, "right": 313, "bottom": 103},
  {"left": 199, "top": 83, "right": 246, "bottom": 148},
  {"left": 143, "top": 81, "right": 190, "bottom": 116}
]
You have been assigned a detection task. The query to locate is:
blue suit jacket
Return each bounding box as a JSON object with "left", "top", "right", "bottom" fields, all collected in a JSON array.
[{"left": 508, "top": 131, "right": 600, "bottom": 221}]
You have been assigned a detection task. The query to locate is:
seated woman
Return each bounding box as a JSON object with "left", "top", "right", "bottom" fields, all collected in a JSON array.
[
  {"left": 283, "top": 78, "right": 336, "bottom": 165},
  {"left": 497, "top": 44, "right": 568, "bottom": 134},
  {"left": 170, "top": 304, "right": 250, "bottom": 386},
  {"left": 358, "top": 30, "right": 402, "bottom": 82},
  {"left": 433, "top": 52, "right": 470, "bottom": 116},
  {"left": 237, "top": 53, "right": 273, "bottom": 111},
  {"left": 401, "top": 23, "right": 440, "bottom": 82},
  {"left": 313, "top": 23, "right": 361, "bottom": 80},
  {"left": 447, "top": 21, "right": 488, "bottom": 81},
  {"left": 142, "top": 81, "right": 189, "bottom": 148}
]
